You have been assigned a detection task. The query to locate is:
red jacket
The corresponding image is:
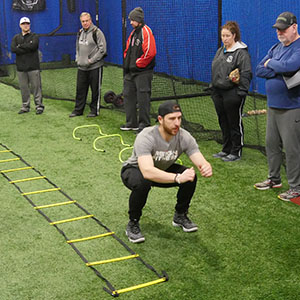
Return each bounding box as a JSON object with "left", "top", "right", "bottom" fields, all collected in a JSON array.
[{"left": 124, "top": 24, "right": 156, "bottom": 74}]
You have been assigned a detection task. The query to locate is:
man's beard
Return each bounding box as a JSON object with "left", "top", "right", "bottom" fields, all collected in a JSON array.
[
  {"left": 162, "top": 123, "right": 179, "bottom": 136},
  {"left": 278, "top": 35, "right": 289, "bottom": 45}
]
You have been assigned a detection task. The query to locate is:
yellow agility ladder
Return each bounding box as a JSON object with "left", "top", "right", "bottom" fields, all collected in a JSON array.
[{"left": 0, "top": 143, "right": 168, "bottom": 297}]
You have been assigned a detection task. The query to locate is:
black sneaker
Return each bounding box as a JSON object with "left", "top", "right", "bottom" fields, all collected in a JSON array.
[
  {"left": 36, "top": 109, "right": 43, "bottom": 115},
  {"left": 69, "top": 112, "right": 83, "bottom": 118},
  {"left": 87, "top": 112, "right": 97, "bottom": 117},
  {"left": 212, "top": 151, "right": 228, "bottom": 158},
  {"left": 120, "top": 124, "right": 139, "bottom": 131},
  {"left": 222, "top": 154, "right": 241, "bottom": 162},
  {"left": 18, "top": 110, "right": 29, "bottom": 114},
  {"left": 126, "top": 220, "right": 145, "bottom": 243},
  {"left": 172, "top": 212, "right": 198, "bottom": 232},
  {"left": 254, "top": 179, "right": 282, "bottom": 190}
]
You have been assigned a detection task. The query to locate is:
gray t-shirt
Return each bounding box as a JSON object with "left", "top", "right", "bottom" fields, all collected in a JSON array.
[{"left": 124, "top": 125, "right": 200, "bottom": 170}]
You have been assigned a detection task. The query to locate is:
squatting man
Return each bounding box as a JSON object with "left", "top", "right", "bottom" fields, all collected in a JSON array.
[{"left": 121, "top": 101, "right": 213, "bottom": 243}]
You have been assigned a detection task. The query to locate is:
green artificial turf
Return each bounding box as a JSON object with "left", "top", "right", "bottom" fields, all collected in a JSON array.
[{"left": 0, "top": 81, "right": 300, "bottom": 300}]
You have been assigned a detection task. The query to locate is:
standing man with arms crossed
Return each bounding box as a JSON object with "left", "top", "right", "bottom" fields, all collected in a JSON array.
[
  {"left": 254, "top": 12, "right": 300, "bottom": 201},
  {"left": 121, "top": 101, "right": 212, "bottom": 243},
  {"left": 70, "top": 12, "right": 107, "bottom": 118},
  {"left": 120, "top": 7, "right": 156, "bottom": 133},
  {"left": 11, "top": 17, "right": 44, "bottom": 115}
]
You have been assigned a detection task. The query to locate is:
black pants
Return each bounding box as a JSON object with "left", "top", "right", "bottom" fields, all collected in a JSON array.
[
  {"left": 212, "top": 88, "right": 245, "bottom": 157},
  {"left": 123, "top": 72, "right": 153, "bottom": 130},
  {"left": 73, "top": 67, "right": 103, "bottom": 115},
  {"left": 121, "top": 164, "right": 197, "bottom": 221}
]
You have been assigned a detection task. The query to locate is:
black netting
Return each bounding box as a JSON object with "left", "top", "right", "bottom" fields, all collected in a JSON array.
[
  {"left": 0, "top": 0, "right": 272, "bottom": 154},
  {"left": 124, "top": 0, "right": 267, "bottom": 152}
]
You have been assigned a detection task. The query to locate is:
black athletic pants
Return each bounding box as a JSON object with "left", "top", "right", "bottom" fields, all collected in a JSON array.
[
  {"left": 121, "top": 164, "right": 197, "bottom": 221},
  {"left": 123, "top": 71, "right": 153, "bottom": 130},
  {"left": 73, "top": 67, "right": 103, "bottom": 115},
  {"left": 211, "top": 87, "right": 245, "bottom": 157}
]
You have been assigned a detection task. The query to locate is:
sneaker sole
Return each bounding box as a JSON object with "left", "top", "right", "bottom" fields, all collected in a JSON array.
[
  {"left": 120, "top": 127, "right": 139, "bottom": 131},
  {"left": 212, "top": 153, "right": 228, "bottom": 158},
  {"left": 254, "top": 183, "right": 282, "bottom": 190},
  {"left": 278, "top": 195, "right": 291, "bottom": 202},
  {"left": 125, "top": 230, "right": 145, "bottom": 243},
  {"left": 172, "top": 221, "right": 198, "bottom": 233},
  {"left": 278, "top": 194, "right": 300, "bottom": 202},
  {"left": 222, "top": 157, "right": 241, "bottom": 162}
]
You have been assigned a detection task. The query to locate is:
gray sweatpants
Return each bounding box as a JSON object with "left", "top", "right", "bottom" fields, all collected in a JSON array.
[
  {"left": 17, "top": 70, "right": 44, "bottom": 112},
  {"left": 266, "top": 107, "right": 300, "bottom": 189}
]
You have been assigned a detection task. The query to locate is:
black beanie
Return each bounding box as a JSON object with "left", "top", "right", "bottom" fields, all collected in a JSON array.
[{"left": 129, "top": 7, "right": 144, "bottom": 23}]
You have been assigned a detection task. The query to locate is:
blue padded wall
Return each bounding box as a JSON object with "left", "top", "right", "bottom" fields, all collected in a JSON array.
[
  {"left": 125, "top": 0, "right": 219, "bottom": 83},
  {"left": 1, "top": 0, "right": 122, "bottom": 65}
]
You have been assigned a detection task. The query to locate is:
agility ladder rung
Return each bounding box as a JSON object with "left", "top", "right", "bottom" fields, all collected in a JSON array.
[
  {"left": 0, "top": 157, "right": 20, "bottom": 163},
  {"left": 0, "top": 149, "right": 12, "bottom": 153},
  {"left": 50, "top": 214, "right": 94, "bottom": 225},
  {"left": 34, "top": 200, "right": 76, "bottom": 210},
  {"left": 22, "top": 187, "right": 61, "bottom": 196},
  {"left": 86, "top": 254, "right": 139, "bottom": 267},
  {"left": 67, "top": 232, "right": 115, "bottom": 243},
  {"left": 112, "top": 277, "right": 167, "bottom": 296},
  {"left": 1, "top": 166, "right": 33, "bottom": 173},
  {"left": 10, "top": 176, "right": 46, "bottom": 184}
]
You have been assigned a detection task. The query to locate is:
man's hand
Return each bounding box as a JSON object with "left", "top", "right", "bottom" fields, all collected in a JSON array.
[
  {"left": 199, "top": 162, "right": 212, "bottom": 177},
  {"left": 177, "top": 167, "right": 196, "bottom": 183}
]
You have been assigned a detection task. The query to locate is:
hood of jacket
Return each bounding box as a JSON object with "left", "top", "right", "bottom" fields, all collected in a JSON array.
[{"left": 225, "top": 41, "right": 248, "bottom": 52}]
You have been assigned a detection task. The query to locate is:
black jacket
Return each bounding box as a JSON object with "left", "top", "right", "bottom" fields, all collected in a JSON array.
[
  {"left": 123, "top": 24, "right": 156, "bottom": 75},
  {"left": 211, "top": 42, "right": 252, "bottom": 96},
  {"left": 11, "top": 32, "right": 40, "bottom": 72}
]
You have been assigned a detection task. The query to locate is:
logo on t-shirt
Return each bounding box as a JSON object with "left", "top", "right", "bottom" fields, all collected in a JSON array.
[
  {"left": 79, "top": 39, "right": 89, "bottom": 46},
  {"left": 153, "top": 150, "right": 178, "bottom": 162}
]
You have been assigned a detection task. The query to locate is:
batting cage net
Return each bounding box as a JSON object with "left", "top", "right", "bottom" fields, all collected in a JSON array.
[
  {"left": 122, "top": 0, "right": 267, "bottom": 153},
  {"left": 0, "top": 0, "right": 275, "bottom": 154}
]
